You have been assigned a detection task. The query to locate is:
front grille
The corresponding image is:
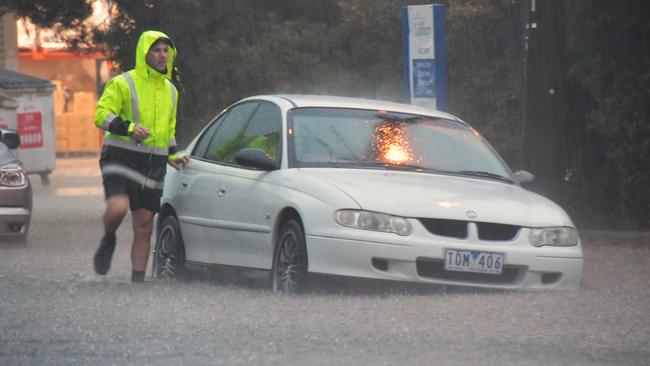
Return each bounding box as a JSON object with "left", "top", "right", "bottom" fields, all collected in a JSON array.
[
  {"left": 476, "top": 222, "right": 520, "bottom": 241},
  {"left": 416, "top": 258, "right": 523, "bottom": 284},
  {"left": 419, "top": 218, "right": 521, "bottom": 241},
  {"left": 419, "top": 218, "right": 467, "bottom": 238}
]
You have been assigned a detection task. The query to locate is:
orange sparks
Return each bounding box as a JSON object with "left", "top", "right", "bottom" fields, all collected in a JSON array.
[
  {"left": 373, "top": 122, "right": 415, "bottom": 164},
  {"left": 384, "top": 145, "right": 409, "bottom": 162}
]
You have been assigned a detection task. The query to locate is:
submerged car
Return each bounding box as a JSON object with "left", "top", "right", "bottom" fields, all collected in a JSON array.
[
  {"left": 0, "top": 128, "right": 31, "bottom": 244},
  {"left": 154, "top": 95, "right": 582, "bottom": 292}
]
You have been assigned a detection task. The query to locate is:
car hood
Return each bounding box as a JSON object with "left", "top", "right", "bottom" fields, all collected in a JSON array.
[
  {"left": 298, "top": 168, "right": 574, "bottom": 227},
  {"left": 0, "top": 143, "right": 18, "bottom": 166}
]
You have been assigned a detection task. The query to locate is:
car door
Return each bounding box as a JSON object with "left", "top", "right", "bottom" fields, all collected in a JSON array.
[
  {"left": 212, "top": 101, "right": 283, "bottom": 269},
  {"left": 177, "top": 102, "right": 258, "bottom": 264}
]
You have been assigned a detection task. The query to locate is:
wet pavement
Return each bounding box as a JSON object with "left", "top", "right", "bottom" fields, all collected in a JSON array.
[{"left": 0, "top": 157, "right": 648, "bottom": 366}]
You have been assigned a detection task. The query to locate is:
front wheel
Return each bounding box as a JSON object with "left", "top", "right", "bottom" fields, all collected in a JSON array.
[
  {"left": 153, "top": 215, "right": 187, "bottom": 280},
  {"left": 272, "top": 220, "right": 308, "bottom": 294}
]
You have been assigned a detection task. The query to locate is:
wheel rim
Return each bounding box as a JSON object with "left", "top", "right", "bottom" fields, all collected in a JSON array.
[
  {"left": 275, "top": 231, "right": 302, "bottom": 293},
  {"left": 155, "top": 226, "right": 178, "bottom": 278}
]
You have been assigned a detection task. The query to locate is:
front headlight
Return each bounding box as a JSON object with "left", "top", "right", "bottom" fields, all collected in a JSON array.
[
  {"left": 0, "top": 164, "right": 26, "bottom": 187},
  {"left": 334, "top": 209, "right": 412, "bottom": 236},
  {"left": 529, "top": 227, "right": 579, "bottom": 247}
]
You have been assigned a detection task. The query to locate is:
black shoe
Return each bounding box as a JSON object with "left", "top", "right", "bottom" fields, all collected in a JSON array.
[
  {"left": 131, "top": 271, "right": 145, "bottom": 283},
  {"left": 94, "top": 233, "right": 116, "bottom": 275}
]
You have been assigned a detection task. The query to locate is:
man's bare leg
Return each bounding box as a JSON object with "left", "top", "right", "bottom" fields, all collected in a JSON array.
[
  {"left": 131, "top": 208, "right": 155, "bottom": 282},
  {"left": 94, "top": 195, "right": 129, "bottom": 275},
  {"left": 103, "top": 195, "right": 129, "bottom": 234}
]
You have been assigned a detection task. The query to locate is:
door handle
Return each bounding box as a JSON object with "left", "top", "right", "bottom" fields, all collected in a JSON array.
[{"left": 217, "top": 185, "right": 226, "bottom": 197}]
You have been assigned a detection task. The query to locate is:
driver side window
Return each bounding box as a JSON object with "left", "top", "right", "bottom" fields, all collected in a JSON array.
[
  {"left": 240, "top": 102, "right": 282, "bottom": 162},
  {"left": 203, "top": 102, "right": 258, "bottom": 164}
]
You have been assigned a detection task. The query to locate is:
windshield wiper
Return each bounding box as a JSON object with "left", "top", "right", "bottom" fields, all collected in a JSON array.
[
  {"left": 339, "top": 161, "right": 439, "bottom": 173},
  {"left": 455, "top": 170, "right": 514, "bottom": 183},
  {"left": 382, "top": 163, "right": 438, "bottom": 172}
]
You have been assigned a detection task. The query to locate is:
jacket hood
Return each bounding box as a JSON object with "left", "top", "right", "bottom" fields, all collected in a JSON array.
[{"left": 135, "top": 30, "right": 176, "bottom": 80}]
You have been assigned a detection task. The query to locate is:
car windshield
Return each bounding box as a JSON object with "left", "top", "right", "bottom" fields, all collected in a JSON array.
[{"left": 288, "top": 107, "right": 513, "bottom": 182}]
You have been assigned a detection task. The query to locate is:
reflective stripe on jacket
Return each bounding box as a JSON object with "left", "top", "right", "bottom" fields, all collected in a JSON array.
[{"left": 94, "top": 30, "right": 178, "bottom": 157}]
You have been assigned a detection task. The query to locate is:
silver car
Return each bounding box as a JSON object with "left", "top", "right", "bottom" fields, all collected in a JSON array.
[
  {"left": 0, "top": 128, "right": 31, "bottom": 245},
  {"left": 154, "top": 95, "right": 583, "bottom": 293}
]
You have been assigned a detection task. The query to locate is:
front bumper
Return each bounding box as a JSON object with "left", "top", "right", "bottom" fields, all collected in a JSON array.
[{"left": 306, "top": 230, "right": 583, "bottom": 290}]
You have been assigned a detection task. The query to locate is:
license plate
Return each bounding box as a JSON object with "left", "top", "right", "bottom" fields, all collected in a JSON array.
[{"left": 444, "top": 249, "right": 505, "bottom": 275}]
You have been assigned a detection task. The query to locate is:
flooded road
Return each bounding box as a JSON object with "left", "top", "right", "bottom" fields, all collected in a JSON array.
[{"left": 1, "top": 157, "right": 649, "bottom": 365}]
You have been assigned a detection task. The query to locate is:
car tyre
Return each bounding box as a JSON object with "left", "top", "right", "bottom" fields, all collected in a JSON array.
[
  {"left": 272, "top": 220, "right": 308, "bottom": 294},
  {"left": 153, "top": 215, "right": 188, "bottom": 280}
]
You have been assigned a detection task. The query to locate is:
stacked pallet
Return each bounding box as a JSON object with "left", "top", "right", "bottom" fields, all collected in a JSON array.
[
  {"left": 56, "top": 113, "right": 103, "bottom": 152},
  {"left": 54, "top": 90, "right": 103, "bottom": 154}
]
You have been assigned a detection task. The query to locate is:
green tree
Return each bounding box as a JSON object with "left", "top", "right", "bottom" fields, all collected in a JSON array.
[
  {"left": 445, "top": 0, "right": 522, "bottom": 164},
  {"left": 563, "top": 0, "right": 650, "bottom": 227},
  {"left": 0, "top": 0, "right": 92, "bottom": 27},
  {"left": 0, "top": 0, "right": 94, "bottom": 49},
  {"left": 8, "top": 0, "right": 648, "bottom": 227}
]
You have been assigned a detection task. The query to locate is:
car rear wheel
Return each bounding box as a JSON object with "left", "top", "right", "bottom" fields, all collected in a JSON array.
[
  {"left": 153, "top": 215, "right": 187, "bottom": 280},
  {"left": 272, "top": 220, "right": 308, "bottom": 294}
]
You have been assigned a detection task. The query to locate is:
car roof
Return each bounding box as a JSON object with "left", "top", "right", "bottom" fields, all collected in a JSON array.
[{"left": 242, "top": 94, "right": 459, "bottom": 121}]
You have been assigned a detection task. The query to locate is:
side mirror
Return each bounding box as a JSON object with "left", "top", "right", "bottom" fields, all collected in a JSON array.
[
  {"left": 514, "top": 170, "right": 535, "bottom": 184},
  {"left": 0, "top": 128, "right": 21, "bottom": 149},
  {"left": 235, "top": 148, "right": 277, "bottom": 171}
]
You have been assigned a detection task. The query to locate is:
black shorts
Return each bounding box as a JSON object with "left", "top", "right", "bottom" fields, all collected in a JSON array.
[
  {"left": 100, "top": 146, "right": 167, "bottom": 213},
  {"left": 102, "top": 173, "right": 163, "bottom": 213}
]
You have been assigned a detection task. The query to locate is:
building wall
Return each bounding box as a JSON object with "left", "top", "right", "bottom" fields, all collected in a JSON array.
[
  {"left": 20, "top": 58, "right": 98, "bottom": 96},
  {"left": 19, "top": 58, "right": 101, "bottom": 153},
  {"left": 12, "top": 3, "right": 110, "bottom": 154},
  {"left": 0, "top": 13, "right": 19, "bottom": 71}
]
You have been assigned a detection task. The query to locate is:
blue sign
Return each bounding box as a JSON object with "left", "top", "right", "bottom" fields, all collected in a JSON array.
[
  {"left": 402, "top": 4, "right": 448, "bottom": 111},
  {"left": 412, "top": 59, "right": 435, "bottom": 98}
]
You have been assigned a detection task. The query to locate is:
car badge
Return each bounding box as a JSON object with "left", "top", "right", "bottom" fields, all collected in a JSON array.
[{"left": 465, "top": 210, "right": 478, "bottom": 219}]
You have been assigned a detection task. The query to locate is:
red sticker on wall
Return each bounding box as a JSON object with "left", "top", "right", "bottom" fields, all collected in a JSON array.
[{"left": 17, "top": 112, "right": 44, "bottom": 149}]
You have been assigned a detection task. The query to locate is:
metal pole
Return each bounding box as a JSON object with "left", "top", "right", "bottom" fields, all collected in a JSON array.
[{"left": 518, "top": 0, "right": 531, "bottom": 168}]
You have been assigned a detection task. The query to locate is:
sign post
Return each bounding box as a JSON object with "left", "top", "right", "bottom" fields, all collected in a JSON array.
[{"left": 402, "top": 4, "right": 448, "bottom": 112}]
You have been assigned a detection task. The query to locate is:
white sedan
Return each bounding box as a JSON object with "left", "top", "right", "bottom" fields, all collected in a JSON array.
[{"left": 154, "top": 95, "right": 583, "bottom": 293}]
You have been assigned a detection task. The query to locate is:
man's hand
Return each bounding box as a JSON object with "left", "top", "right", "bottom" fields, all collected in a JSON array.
[
  {"left": 169, "top": 154, "right": 189, "bottom": 170},
  {"left": 132, "top": 125, "right": 150, "bottom": 141}
]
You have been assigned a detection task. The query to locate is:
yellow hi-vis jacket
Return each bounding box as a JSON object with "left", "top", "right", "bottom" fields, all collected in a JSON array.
[{"left": 94, "top": 30, "right": 179, "bottom": 161}]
